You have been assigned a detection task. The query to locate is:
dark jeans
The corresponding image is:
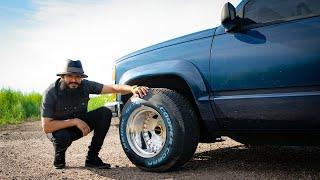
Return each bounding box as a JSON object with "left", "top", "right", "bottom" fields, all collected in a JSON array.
[{"left": 47, "top": 107, "right": 112, "bottom": 157}]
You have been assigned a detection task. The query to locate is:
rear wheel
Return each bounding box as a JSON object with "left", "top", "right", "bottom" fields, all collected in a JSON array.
[{"left": 119, "top": 88, "right": 199, "bottom": 172}]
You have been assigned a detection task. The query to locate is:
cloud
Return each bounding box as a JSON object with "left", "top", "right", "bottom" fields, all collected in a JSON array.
[{"left": 0, "top": 0, "right": 240, "bottom": 92}]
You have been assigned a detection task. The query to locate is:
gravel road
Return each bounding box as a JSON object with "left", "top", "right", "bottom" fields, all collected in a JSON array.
[{"left": 1, "top": 118, "right": 320, "bottom": 179}]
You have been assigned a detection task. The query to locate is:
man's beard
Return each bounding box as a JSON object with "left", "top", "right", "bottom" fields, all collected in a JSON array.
[
  {"left": 68, "top": 82, "right": 80, "bottom": 89},
  {"left": 61, "top": 80, "right": 80, "bottom": 92}
]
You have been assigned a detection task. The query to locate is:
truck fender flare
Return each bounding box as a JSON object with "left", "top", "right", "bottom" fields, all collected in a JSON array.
[
  {"left": 119, "top": 60, "right": 219, "bottom": 130},
  {"left": 119, "top": 60, "right": 207, "bottom": 99}
]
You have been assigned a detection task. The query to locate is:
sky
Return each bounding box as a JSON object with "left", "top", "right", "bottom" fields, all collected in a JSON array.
[{"left": 0, "top": 0, "right": 241, "bottom": 93}]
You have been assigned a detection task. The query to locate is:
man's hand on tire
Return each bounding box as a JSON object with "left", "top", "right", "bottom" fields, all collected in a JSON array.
[
  {"left": 73, "top": 118, "right": 91, "bottom": 136},
  {"left": 132, "top": 86, "right": 149, "bottom": 98}
]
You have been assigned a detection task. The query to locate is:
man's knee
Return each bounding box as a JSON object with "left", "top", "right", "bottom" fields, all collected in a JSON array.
[
  {"left": 86, "top": 107, "right": 112, "bottom": 128},
  {"left": 98, "top": 107, "right": 112, "bottom": 122}
]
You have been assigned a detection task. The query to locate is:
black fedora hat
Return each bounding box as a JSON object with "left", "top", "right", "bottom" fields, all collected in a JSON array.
[{"left": 57, "top": 59, "right": 88, "bottom": 78}]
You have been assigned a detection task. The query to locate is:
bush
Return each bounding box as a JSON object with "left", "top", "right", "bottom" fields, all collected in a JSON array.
[
  {"left": 0, "top": 88, "right": 113, "bottom": 126},
  {"left": 88, "top": 95, "right": 113, "bottom": 112},
  {"left": 0, "top": 89, "right": 42, "bottom": 126}
]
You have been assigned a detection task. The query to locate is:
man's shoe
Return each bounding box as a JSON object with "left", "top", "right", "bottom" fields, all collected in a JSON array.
[
  {"left": 85, "top": 156, "right": 111, "bottom": 169},
  {"left": 54, "top": 151, "right": 66, "bottom": 169},
  {"left": 54, "top": 162, "right": 65, "bottom": 169}
]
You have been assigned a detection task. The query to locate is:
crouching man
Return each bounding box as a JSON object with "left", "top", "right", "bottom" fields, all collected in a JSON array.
[{"left": 41, "top": 59, "right": 148, "bottom": 169}]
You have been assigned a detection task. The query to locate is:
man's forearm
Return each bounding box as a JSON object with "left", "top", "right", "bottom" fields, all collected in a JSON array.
[
  {"left": 101, "top": 84, "right": 149, "bottom": 98},
  {"left": 101, "top": 84, "right": 134, "bottom": 94},
  {"left": 42, "top": 118, "right": 75, "bottom": 133}
]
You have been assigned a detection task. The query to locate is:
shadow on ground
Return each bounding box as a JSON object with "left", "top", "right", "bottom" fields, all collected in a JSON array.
[
  {"left": 188, "top": 145, "right": 320, "bottom": 171},
  {"left": 86, "top": 145, "right": 320, "bottom": 179}
]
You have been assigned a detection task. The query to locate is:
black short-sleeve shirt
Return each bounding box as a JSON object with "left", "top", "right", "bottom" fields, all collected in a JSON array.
[{"left": 41, "top": 78, "right": 103, "bottom": 119}]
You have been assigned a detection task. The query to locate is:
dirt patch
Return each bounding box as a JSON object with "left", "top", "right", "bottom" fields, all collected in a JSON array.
[{"left": 1, "top": 118, "right": 320, "bottom": 179}]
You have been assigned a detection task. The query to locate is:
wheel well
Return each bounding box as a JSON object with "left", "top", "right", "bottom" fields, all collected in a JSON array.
[{"left": 121, "top": 75, "right": 206, "bottom": 138}]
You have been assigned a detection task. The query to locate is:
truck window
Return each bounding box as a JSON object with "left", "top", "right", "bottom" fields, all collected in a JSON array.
[{"left": 243, "top": 0, "right": 320, "bottom": 24}]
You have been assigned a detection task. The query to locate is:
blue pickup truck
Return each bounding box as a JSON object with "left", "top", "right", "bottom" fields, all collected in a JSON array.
[{"left": 111, "top": 0, "right": 320, "bottom": 172}]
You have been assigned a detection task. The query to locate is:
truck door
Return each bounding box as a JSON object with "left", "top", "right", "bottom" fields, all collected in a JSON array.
[{"left": 210, "top": 0, "right": 320, "bottom": 130}]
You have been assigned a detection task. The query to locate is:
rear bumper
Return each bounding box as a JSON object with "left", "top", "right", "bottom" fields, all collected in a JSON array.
[{"left": 104, "top": 101, "right": 122, "bottom": 117}]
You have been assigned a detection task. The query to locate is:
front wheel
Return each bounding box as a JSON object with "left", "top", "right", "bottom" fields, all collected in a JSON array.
[{"left": 119, "top": 88, "right": 199, "bottom": 172}]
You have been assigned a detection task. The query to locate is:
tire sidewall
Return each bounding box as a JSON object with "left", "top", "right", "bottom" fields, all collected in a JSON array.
[{"left": 119, "top": 96, "right": 182, "bottom": 170}]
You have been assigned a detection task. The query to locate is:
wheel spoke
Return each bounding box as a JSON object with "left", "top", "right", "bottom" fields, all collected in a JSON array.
[{"left": 150, "top": 131, "right": 163, "bottom": 149}]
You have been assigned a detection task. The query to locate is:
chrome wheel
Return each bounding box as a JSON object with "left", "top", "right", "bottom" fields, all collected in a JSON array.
[{"left": 126, "top": 106, "right": 166, "bottom": 158}]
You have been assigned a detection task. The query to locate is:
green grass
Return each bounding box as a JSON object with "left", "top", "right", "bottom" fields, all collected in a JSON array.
[
  {"left": 87, "top": 95, "right": 113, "bottom": 112},
  {"left": 0, "top": 88, "right": 113, "bottom": 126},
  {"left": 0, "top": 89, "right": 42, "bottom": 126}
]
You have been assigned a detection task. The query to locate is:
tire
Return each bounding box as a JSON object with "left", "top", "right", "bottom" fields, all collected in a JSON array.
[{"left": 119, "top": 88, "right": 199, "bottom": 172}]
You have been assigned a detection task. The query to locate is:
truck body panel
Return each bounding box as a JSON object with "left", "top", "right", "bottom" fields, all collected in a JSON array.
[{"left": 211, "top": 16, "right": 320, "bottom": 130}]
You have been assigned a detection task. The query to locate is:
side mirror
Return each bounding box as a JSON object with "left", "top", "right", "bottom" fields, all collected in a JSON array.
[{"left": 221, "top": 2, "right": 239, "bottom": 32}]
